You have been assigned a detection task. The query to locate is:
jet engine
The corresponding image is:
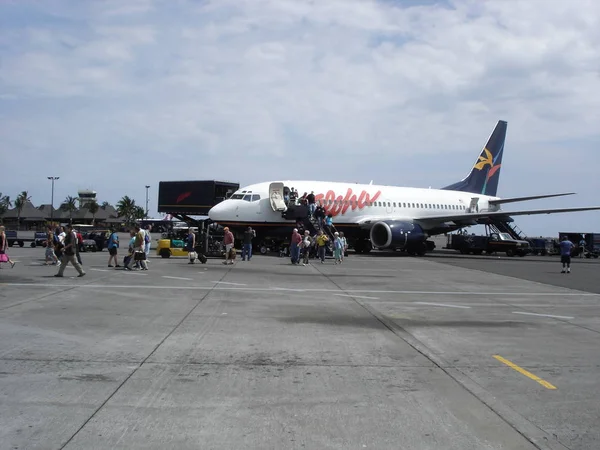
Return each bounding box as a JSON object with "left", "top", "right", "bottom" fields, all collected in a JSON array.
[{"left": 369, "top": 220, "right": 427, "bottom": 254}]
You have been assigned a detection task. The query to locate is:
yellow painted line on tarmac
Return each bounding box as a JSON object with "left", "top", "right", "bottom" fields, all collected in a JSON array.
[{"left": 493, "top": 355, "right": 557, "bottom": 390}]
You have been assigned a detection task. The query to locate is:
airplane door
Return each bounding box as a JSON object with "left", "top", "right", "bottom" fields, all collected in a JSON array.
[
  {"left": 468, "top": 197, "right": 480, "bottom": 213},
  {"left": 269, "top": 182, "right": 287, "bottom": 212}
]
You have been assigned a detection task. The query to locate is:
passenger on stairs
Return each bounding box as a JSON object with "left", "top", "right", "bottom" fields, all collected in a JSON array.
[
  {"left": 307, "top": 191, "right": 316, "bottom": 217},
  {"left": 314, "top": 203, "right": 325, "bottom": 228}
]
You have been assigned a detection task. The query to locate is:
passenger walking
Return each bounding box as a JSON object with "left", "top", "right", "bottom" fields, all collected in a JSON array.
[
  {"left": 316, "top": 229, "right": 329, "bottom": 263},
  {"left": 106, "top": 228, "right": 120, "bottom": 268},
  {"left": 54, "top": 224, "right": 85, "bottom": 277},
  {"left": 125, "top": 226, "right": 148, "bottom": 271},
  {"left": 333, "top": 232, "right": 342, "bottom": 264},
  {"left": 559, "top": 236, "right": 574, "bottom": 273},
  {"left": 74, "top": 228, "right": 83, "bottom": 265},
  {"left": 290, "top": 228, "right": 302, "bottom": 264},
  {"left": 0, "top": 226, "right": 16, "bottom": 268},
  {"left": 186, "top": 228, "right": 196, "bottom": 264},
  {"left": 44, "top": 227, "right": 59, "bottom": 266},
  {"left": 144, "top": 225, "right": 152, "bottom": 264},
  {"left": 301, "top": 230, "right": 312, "bottom": 266},
  {"left": 579, "top": 237, "right": 586, "bottom": 258},
  {"left": 339, "top": 232, "right": 347, "bottom": 262},
  {"left": 242, "top": 226, "right": 255, "bottom": 261},
  {"left": 222, "top": 227, "right": 235, "bottom": 265}
]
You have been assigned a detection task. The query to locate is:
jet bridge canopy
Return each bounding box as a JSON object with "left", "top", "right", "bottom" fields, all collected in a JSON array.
[{"left": 158, "top": 180, "right": 240, "bottom": 215}]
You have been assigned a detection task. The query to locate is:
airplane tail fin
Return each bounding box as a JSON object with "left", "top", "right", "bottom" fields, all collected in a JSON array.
[{"left": 442, "top": 120, "right": 507, "bottom": 197}]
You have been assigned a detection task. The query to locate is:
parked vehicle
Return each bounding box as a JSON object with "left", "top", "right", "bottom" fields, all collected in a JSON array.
[{"left": 446, "top": 232, "right": 531, "bottom": 257}]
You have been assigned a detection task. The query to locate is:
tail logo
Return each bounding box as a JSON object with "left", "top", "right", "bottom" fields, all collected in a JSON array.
[{"left": 474, "top": 147, "right": 503, "bottom": 194}]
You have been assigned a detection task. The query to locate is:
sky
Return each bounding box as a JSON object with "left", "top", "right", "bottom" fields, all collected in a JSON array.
[{"left": 1, "top": 0, "right": 599, "bottom": 236}]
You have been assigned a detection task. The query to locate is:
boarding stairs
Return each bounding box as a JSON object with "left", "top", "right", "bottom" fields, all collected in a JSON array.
[
  {"left": 304, "top": 215, "right": 337, "bottom": 241},
  {"left": 487, "top": 219, "right": 528, "bottom": 241}
]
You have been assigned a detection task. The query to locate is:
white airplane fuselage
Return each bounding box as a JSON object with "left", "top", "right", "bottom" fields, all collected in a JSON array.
[{"left": 208, "top": 180, "right": 497, "bottom": 233}]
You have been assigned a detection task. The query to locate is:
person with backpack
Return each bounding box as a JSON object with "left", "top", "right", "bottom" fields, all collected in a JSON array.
[{"left": 106, "top": 228, "right": 120, "bottom": 268}]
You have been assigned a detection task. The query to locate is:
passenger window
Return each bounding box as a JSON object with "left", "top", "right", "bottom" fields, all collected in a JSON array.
[
  {"left": 251, "top": 194, "right": 260, "bottom": 202},
  {"left": 393, "top": 202, "right": 396, "bottom": 207}
]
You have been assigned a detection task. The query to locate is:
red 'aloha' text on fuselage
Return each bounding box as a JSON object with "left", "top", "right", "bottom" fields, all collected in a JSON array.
[{"left": 314, "top": 188, "right": 382, "bottom": 217}]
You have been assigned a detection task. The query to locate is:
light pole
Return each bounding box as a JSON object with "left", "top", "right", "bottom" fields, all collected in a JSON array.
[
  {"left": 48, "top": 176, "right": 59, "bottom": 225},
  {"left": 145, "top": 185, "right": 150, "bottom": 219}
]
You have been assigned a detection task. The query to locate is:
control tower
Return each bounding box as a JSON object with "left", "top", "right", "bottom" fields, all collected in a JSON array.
[{"left": 78, "top": 189, "right": 97, "bottom": 208}]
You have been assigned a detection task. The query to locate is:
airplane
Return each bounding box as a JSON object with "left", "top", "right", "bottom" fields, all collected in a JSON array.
[{"left": 208, "top": 120, "right": 600, "bottom": 255}]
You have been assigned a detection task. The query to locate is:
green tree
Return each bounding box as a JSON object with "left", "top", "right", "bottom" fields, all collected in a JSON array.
[
  {"left": 116, "top": 196, "right": 136, "bottom": 225},
  {"left": 101, "top": 201, "right": 111, "bottom": 209},
  {"left": 88, "top": 200, "right": 100, "bottom": 225},
  {"left": 60, "top": 195, "right": 78, "bottom": 224},
  {"left": 0, "top": 193, "right": 12, "bottom": 223},
  {"left": 132, "top": 205, "right": 146, "bottom": 220},
  {"left": 14, "top": 191, "right": 32, "bottom": 230}
]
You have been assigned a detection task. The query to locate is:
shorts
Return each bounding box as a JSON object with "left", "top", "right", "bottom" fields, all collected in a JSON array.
[
  {"left": 109, "top": 247, "right": 118, "bottom": 256},
  {"left": 561, "top": 255, "right": 571, "bottom": 265}
]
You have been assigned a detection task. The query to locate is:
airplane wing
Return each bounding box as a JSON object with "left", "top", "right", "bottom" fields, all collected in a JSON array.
[
  {"left": 488, "top": 193, "right": 575, "bottom": 205},
  {"left": 354, "top": 206, "right": 600, "bottom": 227},
  {"left": 416, "top": 206, "right": 600, "bottom": 224}
]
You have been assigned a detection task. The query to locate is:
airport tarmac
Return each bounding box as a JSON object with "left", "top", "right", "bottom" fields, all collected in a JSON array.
[{"left": 0, "top": 247, "right": 599, "bottom": 450}]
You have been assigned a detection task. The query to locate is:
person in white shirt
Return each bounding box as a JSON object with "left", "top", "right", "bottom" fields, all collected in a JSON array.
[{"left": 144, "top": 225, "right": 152, "bottom": 263}]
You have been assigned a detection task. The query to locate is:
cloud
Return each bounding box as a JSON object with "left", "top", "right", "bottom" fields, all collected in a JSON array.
[{"left": 1, "top": 0, "right": 599, "bottom": 235}]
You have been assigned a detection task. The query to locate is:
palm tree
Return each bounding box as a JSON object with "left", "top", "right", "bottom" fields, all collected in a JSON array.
[
  {"left": 60, "top": 196, "right": 78, "bottom": 224},
  {"left": 0, "top": 193, "right": 12, "bottom": 223},
  {"left": 133, "top": 205, "right": 146, "bottom": 220},
  {"left": 116, "top": 196, "right": 136, "bottom": 225},
  {"left": 14, "top": 191, "right": 32, "bottom": 230},
  {"left": 88, "top": 200, "right": 99, "bottom": 225}
]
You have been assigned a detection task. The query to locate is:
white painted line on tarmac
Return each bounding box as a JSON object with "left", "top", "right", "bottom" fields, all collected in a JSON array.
[
  {"left": 90, "top": 268, "right": 110, "bottom": 272},
  {"left": 162, "top": 276, "right": 193, "bottom": 281},
  {"left": 415, "top": 302, "right": 471, "bottom": 309},
  {"left": 271, "top": 287, "right": 306, "bottom": 292},
  {"left": 211, "top": 281, "right": 247, "bottom": 286},
  {"left": 512, "top": 311, "right": 574, "bottom": 320},
  {"left": 1, "top": 283, "right": 598, "bottom": 297},
  {"left": 334, "top": 293, "right": 380, "bottom": 300}
]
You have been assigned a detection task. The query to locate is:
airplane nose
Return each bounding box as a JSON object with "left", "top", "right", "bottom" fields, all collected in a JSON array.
[{"left": 208, "top": 201, "right": 227, "bottom": 221}]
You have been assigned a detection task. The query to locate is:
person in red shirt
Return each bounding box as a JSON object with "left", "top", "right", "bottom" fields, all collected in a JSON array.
[
  {"left": 290, "top": 228, "right": 302, "bottom": 264},
  {"left": 222, "top": 227, "right": 235, "bottom": 265}
]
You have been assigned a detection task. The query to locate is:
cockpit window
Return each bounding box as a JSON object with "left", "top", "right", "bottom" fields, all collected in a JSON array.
[
  {"left": 251, "top": 194, "right": 261, "bottom": 202},
  {"left": 242, "top": 194, "right": 252, "bottom": 202},
  {"left": 230, "top": 194, "right": 244, "bottom": 199}
]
